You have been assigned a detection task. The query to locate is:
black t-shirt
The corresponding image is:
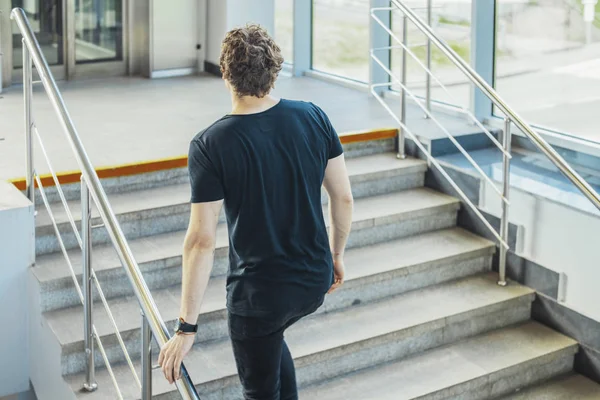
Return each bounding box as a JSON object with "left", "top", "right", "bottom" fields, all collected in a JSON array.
[{"left": 188, "top": 99, "right": 343, "bottom": 317}]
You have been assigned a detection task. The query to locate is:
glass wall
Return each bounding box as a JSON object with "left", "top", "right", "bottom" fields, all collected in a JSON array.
[
  {"left": 495, "top": 0, "right": 600, "bottom": 143},
  {"left": 312, "top": 0, "right": 370, "bottom": 82},
  {"left": 390, "top": 1, "right": 472, "bottom": 105},
  {"left": 74, "top": 0, "right": 123, "bottom": 63},
  {"left": 275, "top": 0, "right": 294, "bottom": 64},
  {"left": 12, "top": 0, "right": 64, "bottom": 68}
]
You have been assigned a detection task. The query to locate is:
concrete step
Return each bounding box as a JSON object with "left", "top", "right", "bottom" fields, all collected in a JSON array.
[
  {"left": 34, "top": 154, "right": 427, "bottom": 255},
  {"left": 64, "top": 274, "right": 536, "bottom": 399},
  {"left": 300, "top": 322, "right": 578, "bottom": 400},
  {"left": 499, "top": 374, "right": 600, "bottom": 399},
  {"left": 33, "top": 133, "right": 397, "bottom": 205},
  {"left": 32, "top": 166, "right": 192, "bottom": 205},
  {"left": 49, "top": 228, "right": 495, "bottom": 375},
  {"left": 34, "top": 187, "right": 459, "bottom": 312}
]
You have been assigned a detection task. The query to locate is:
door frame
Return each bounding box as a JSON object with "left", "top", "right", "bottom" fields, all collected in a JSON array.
[
  {"left": 65, "top": 0, "right": 128, "bottom": 80},
  {"left": 4, "top": 0, "right": 128, "bottom": 86},
  {"left": 9, "top": 0, "right": 68, "bottom": 84}
]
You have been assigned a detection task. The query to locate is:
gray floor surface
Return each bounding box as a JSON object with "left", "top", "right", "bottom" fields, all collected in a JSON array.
[{"left": 0, "top": 73, "right": 477, "bottom": 181}]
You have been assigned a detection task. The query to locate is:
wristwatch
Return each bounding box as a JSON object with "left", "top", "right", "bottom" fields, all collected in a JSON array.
[{"left": 174, "top": 317, "right": 198, "bottom": 335}]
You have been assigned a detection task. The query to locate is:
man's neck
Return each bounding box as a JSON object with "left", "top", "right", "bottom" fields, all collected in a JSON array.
[{"left": 230, "top": 94, "right": 280, "bottom": 115}]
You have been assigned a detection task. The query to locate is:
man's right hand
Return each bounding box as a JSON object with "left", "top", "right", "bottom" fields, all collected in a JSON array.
[{"left": 328, "top": 257, "right": 345, "bottom": 294}]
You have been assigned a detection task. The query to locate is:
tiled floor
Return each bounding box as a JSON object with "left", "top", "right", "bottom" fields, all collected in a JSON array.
[
  {"left": 0, "top": 73, "right": 477, "bottom": 181},
  {"left": 2, "top": 72, "right": 596, "bottom": 217}
]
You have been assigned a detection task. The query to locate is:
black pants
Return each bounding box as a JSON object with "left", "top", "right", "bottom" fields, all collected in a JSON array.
[{"left": 228, "top": 296, "right": 325, "bottom": 400}]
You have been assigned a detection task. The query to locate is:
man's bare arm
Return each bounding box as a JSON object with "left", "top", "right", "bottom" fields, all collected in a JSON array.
[
  {"left": 323, "top": 154, "right": 353, "bottom": 292},
  {"left": 159, "top": 199, "right": 223, "bottom": 384},
  {"left": 179, "top": 200, "right": 223, "bottom": 322}
]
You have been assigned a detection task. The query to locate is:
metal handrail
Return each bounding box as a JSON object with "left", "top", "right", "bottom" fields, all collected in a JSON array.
[
  {"left": 389, "top": 0, "right": 600, "bottom": 211},
  {"left": 370, "top": 83, "right": 510, "bottom": 250},
  {"left": 10, "top": 8, "right": 200, "bottom": 400},
  {"left": 370, "top": 51, "right": 510, "bottom": 204},
  {"left": 370, "top": 10, "right": 510, "bottom": 158},
  {"left": 32, "top": 123, "right": 141, "bottom": 392},
  {"left": 34, "top": 173, "right": 120, "bottom": 394}
]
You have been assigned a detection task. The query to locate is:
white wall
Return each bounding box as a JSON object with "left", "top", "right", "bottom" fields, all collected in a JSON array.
[
  {"left": 206, "top": 0, "right": 228, "bottom": 65},
  {"left": 481, "top": 180, "right": 600, "bottom": 322},
  {"left": 151, "top": 0, "right": 199, "bottom": 71},
  {"left": 0, "top": 182, "right": 34, "bottom": 397},
  {"left": 206, "top": 0, "right": 276, "bottom": 65}
]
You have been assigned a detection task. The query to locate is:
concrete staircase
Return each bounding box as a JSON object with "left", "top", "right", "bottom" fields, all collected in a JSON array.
[{"left": 28, "top": 138, "right": 600, "bottom": 399}]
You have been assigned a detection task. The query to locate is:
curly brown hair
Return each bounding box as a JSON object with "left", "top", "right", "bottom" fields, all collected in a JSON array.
[{"left": 219, "top": 24, "right": 284, "bottom": 98}]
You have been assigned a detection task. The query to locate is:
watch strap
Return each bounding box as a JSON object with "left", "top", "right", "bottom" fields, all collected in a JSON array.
[{"left": 175, "top": 317, "right": 198, "bottom": 334}]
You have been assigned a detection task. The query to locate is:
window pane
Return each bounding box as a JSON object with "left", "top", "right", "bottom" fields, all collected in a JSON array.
[
  {"left": 495, "top": 1, "right": 600, "bottom": 142},
  {"left": 312, "top": 0, "right": 369, "bottom": 82},
  {"left": 390, "top": 2, "right": 472, "bottom": 106},
  {"left": 12, "top": 0, "right": 64, "bottom": 68},
  {"left": 275, "top": 0, "right": 294, "bottom": 64},
  {"left": 75, "top": 0, "right": 123, "bottom": 63}
]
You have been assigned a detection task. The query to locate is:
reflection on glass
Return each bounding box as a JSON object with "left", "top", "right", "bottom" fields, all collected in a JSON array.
[
  {"left": 12, "top": 0, "right": 64, "bottom": 68},
  {"left": 496, "top": 0, "right": 600, "bottom": 142},
  {"left": 275, "top": 0, "right": 294, "bottom": 64},
  {"left": 75, "top": 0, "right": 123, "bottom": 63},
  {"left": 312, "top": 0, "right": 369, "bottom": 82},
  {"left": 390, "top": 2, "right": 472, "bottom": 105}
]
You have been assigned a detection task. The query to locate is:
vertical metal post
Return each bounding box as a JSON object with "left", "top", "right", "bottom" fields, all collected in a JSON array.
[
  {"left": 370, "top": 0, "right": 392, "bottom": 95},
  {"left": 498, "top": 117, "right": 512, "bottom": 287},
  {"left": 141, "top": 313, "right": 153, "bottom": 400},
  {"left": 81, "top": 177, "right": 98, "bottom": 392},
  {"left": 292, "top": 0, "right": 312, "bottom": 77},
  {"left": 23, "top": 40, "right": 34, "bottom": 206},
  {"left": 398, "top": 14, "right": 408, "bottom": 160},
  {"left": 425, "top": 0, "right": 432, "bottom": 118},
  {"left": 65, "top": 0, "right": 76, "bottom": 79},
  {"left": 470, "top": 0, "right": 496, "bottom": 121}
]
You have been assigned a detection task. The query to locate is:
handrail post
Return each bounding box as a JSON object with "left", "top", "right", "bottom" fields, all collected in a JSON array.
[
  {"left": 141, "top": 312, "right": 153, "bottom": 400},
  {"left": 398, "top": 14, "right": 408, "bottom": 160},
  {"left": 81, "top": 176, "right": 98, "bottom": 392},
  {"left": 425, "top": 0, "right": 432, "bottom": 118},
  {"left": 385, "top": 1, "right": 600, "bottom": 211},
  {"left": 498, "top": 117, "right": 512, "bottom": 287},
  {"left": 23, "top": 39, "right": 34, "bottom": 207},
  {"left": 12, "top": 8, "right": 201, "bottom": 399},
  {"left": 369, "top": 0, "right": 392, "bottom": 96}
]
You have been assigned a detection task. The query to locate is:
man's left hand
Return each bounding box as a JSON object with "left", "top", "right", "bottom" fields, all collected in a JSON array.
[{"left": 158, "top": 333, "right": 195, "bottom": 384}]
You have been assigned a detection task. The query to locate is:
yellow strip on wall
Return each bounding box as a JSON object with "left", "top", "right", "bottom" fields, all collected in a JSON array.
[{"left": 10, "top": 128, "right": 397, "bottom": 190}]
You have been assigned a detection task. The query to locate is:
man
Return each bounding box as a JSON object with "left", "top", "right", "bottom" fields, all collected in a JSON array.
[{"left": 158, "top": 24, "right": 353, "bottom": 400}]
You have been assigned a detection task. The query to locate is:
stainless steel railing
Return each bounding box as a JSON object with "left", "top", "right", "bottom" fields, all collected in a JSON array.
[
  {"left": 10, "top": 8, "right": 201, "bottom": 399},
  {"left": 370, "top": 0, "right": 600, "bottom": 285},
  {"left": 391, "top": 0, "right": 600, "bottom": 210}
]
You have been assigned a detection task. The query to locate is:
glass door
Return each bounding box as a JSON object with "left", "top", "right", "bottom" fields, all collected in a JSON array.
[
  {"left": 11, "top": 0, "right": 67, "bottom": 81},
  {"left": 73, "top": 0, "right": 123, "bottom": 64},
  {"left": 11, "top": 0, "right": 126, "bottom": 82},
  {"left": 67, "top": 0, "right": 126, "bottom": 79}
]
